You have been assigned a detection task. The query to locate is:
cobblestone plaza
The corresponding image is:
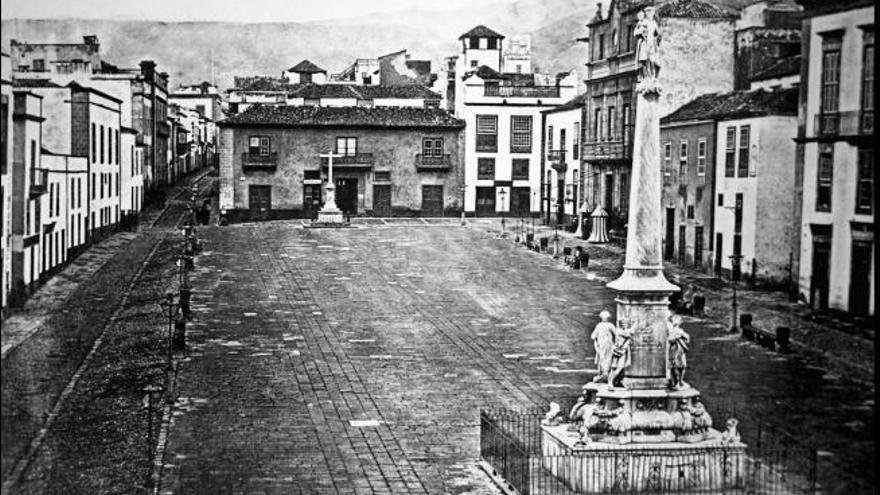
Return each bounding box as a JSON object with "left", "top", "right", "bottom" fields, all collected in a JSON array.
[{"left": 154, "top": 220, "right": 872, "bottom": 493}]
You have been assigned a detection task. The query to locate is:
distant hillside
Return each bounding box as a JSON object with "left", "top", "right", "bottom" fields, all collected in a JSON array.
[
  {"left": 1, "top": 0, "right": 755, "bottom": 94},
  {"left": 1, "top": 0, "right": 593, "bottom": 92}
]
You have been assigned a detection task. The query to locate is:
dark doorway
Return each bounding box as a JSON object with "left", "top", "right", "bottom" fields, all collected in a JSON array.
[
  {"left": 476, "top": 187, "right": 495, "bottom": 216},
  {"left": 664, "top": 208, "right": 675, "bottom": 260},
  {"left": 678, "top": 225, "right": 686, "bottom": 265},
  {"left": 335, "top": 178, "right": 358, "bottom": 215},
  {"left": 694, "top": 226, "right": 704, "bottom": 269},
  {"left": 248, "top": 185, "right": 271, "bottom": 220},
  {"left": 373, "top": 184, "right": 391, "bottom": 216},
  {"left": 604, "top": 173, "right": 614, "bottom": 212},
  {"left": 303, "top": 184, "right": 322, "bottom": 220},
  {"left": 511, "top": 187, "right": 531, "bottom": 217},
  {"left": 811, "top": 239, "right": 831, "bottom": 311},
  {"left": 421, "top": 185, "right": 444, "bottom": 216},
  {"left": 715, "top": 233, "right": 723, "bottom": 276},
  {"left": 849, "top": 241, "right": 871, "bottom": 315}
]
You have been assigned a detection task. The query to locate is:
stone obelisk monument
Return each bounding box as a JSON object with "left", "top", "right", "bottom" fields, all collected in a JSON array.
[{"left": 540, "top": 8, "right": 745, "bottom": 492}]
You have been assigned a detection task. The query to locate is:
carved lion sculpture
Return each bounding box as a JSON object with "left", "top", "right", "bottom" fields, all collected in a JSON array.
[{"left": 721, "top": 418, "right": 741, "bottom": 445}]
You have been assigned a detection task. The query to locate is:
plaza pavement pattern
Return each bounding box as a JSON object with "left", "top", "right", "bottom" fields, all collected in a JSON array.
[{"left": 158, "top": 220, "right": 874, "bottom": 494}]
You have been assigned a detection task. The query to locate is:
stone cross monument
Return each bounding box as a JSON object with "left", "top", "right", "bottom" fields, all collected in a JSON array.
[{"left": 316, "top": 152, "right": 344, "bottom": 224}]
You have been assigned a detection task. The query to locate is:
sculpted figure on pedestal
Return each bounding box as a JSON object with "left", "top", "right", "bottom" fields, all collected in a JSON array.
[
  {"left": 591, "top": 310, "right": 616, "bottom": 382},
  {"left": 667, "top": 315, "right": 690, "bottom": 389},
  {"left": 607, "top": 324, "right": 633, "bottom": 388},
  {"left": 634, "top": 7, "right": 662, "bottom": 84}
]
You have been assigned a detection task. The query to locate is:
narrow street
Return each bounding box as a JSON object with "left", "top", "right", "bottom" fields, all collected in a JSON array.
[{"left": 157, "top": 220, "right": 874, "bottom": 494}]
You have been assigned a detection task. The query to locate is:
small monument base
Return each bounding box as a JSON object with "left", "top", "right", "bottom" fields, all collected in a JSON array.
[{"left": 541, "top": 424, "right": 746, "bottom": 493}]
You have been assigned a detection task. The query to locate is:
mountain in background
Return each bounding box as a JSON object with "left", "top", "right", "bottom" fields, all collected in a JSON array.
[{"left": 1, "top": 0, "right": 752, "bottom": 94}]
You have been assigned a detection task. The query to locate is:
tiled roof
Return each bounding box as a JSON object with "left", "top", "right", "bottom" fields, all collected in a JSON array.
[
  {"left": 661, "top": 86, "right": 798, "bottom": 123},
  {"left": 543, "top": 93, "right": 588, "bottom": 114},
  {"left": 351, "top": 85, "right": 440, "bottom": 100},
  {"left": 219, "top": 105, "right": 465, "bottom": 129},
  {"left": 656, "top": 0, "right": 736, "bottom": 18},
  {"left": 289, "top": 59, "right": 326, "bottom": 73},
  {"left": 470, "top": 65, "right": 504, "bottom": 80},
  {"left": 752, "top": 56, "right": 801, "bottom": 81},
  {"left": 290, "top": 84, "right": 360, "bottom": 99},
  {"left": 13, "top": 78, "right": 60, "bottom": 88},
  {"left": 459, "top": 25, "right": 505, "bottom": 40},
  {"left": 232, "top": 77, "right": 295, "bottom": 92}
]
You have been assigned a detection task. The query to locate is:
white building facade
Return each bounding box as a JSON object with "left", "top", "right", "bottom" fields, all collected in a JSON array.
[
  {"left": 453, "top": 25, "right": 578, "bottom": 215},
  {"left": 795, "top": 0, "right": 874, "bottom": 315}
]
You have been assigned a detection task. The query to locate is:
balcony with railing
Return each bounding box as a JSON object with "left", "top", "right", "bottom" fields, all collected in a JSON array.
[
  {"left": 484, "top": 85, "right": 560, "bottom": 98},
  {"left": 29, "top": 168, "right": 49, "bottom": 196},
  {"left": 582, "top": 128, "right": 633, "bottom": 162},
  {"left": 814, "top": 110, "right": 873, "bottom": 137},
  {"left": 547, "top": 149, "right": 567, "bottom": 172},
  {"left": 241, "top": 152, "right": 278, "bottom": 170},
  {"left": 321, "top": 153, "right": 375, "bottom": 169},
  {"left": 415, "top": 153, "right": 452, "bottom": 171}
]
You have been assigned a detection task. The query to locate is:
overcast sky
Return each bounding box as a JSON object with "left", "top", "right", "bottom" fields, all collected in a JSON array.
[{"left": 1, "top": 0, "right": 511, "bottom": 23}]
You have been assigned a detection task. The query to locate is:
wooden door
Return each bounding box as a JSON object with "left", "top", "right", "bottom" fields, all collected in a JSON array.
[
  {"left": 811, "top": 240, "right": 830, "bottom": 310},
  {"left": 421, "top": 185, "right": 444, "bottom": 216},
  {"left": 694, "top": 226, "right": 704, "bottom": 269},
  {"left": 511, "top": 187, "right": 531, "bottom": 216},
  {"left": 336, "top": 178, "right": 358, "bottom": 215},
  {"left": 849, "top": 242, "right": 871, "bottom": 315},
  {"left": 373, "top": 184, "right": 391, "bottom": 216},
  {"left": 303, "top": 184, "right": 322, "bottom": 219},
  {"left": 678, "top": 225, "right": 686, "bottom": 265},
  {"left": 664, "top": 208, "right": 675, "bottom": 260},
  {"left": 475, "top": 187, "right": 495, "bottom": 216},
  {"left": 248, "top": 185, "right": 271, "bottom": 220}
]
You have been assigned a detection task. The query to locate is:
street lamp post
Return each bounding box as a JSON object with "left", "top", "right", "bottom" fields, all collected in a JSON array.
[
  {"left": 499, "top": 188, "right": 507, "bottom": 237},
  {"left": 553, "top": 204, "right": 560, "bottom": 258},
  {"left": 460, "top": 185, "right": 467, "bottom": 226},
  {"left": 159, "top": 293, "right": 180, "bottom": 404},
  {"left": 729, "top": 253, "right": 744, "bottom": 333}
]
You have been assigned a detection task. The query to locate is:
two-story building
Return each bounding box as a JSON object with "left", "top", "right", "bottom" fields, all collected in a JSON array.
[
  {"left": 794, "top": 0, "right": 873, "bottom": 316},
  {"left": 452, "top": 25, "right": 578, "bottom": 217},
  {"left": 10, "top": 88, "right": 45, "bottom": 304},
  {"left": 1, "top": 52, "right": 13, "bottom": 314},
  {"left": 711, "top": 87, "right": 798, "bottom": 285},
  {"left": 542, "top": 94, "right": 586, "bottom": 225},
  {"left": 218, "top": 106, "right": 465, "bottom": 221},
  {"left": 659, "top": 94, "right": 720, "bottom": 271},
  {"left": 581, "top": 0, "right": 736, "bottom": 234}
]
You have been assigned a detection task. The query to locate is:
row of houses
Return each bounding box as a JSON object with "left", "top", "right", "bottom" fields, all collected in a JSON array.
[
  {"left": 211, "top": 0, "right": 872, "bottom": 317},
  {"left": 1, "top": 37, "right": 220, "bottom": 316},
  {"left": 555, "top": 0, "right": 873, "bottom": 316}
]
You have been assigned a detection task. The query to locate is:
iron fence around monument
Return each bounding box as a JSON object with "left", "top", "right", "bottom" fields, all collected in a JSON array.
[{"left": 479, "top": 408, "right": 831, "bottom": 495}]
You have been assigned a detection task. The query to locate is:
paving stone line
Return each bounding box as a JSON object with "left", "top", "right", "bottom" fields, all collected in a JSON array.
[{"left": 259, "top": 236, "right": 431, "bottom": 494}]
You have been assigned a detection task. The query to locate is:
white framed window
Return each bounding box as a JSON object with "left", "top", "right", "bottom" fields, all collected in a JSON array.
[
  {"left": 510, "top": 115, "right": 532, "bottom": 152},
  {"left": 697, "top": 138, "right": 707, "bottom": 176},
  {"left": 336, "top": 137, "right": 357, "bottom": 156},
  {"left": 679, "top": 139, "right": 688, "bottom": 181}
]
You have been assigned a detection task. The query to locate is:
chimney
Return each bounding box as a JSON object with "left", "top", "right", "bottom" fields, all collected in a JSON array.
[
  {"left": 596, "top": 3, "right": 603, "bottom": 21},
  {"left": 83, "top": 35, "right": 99, "bottom": 46},
  {"left": 140, "top": 60, "right": 156, "bottom": 81}
]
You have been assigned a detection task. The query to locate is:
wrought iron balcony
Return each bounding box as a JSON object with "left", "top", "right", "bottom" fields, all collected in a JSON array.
[
  {"left": 547, "top": 149, "right": 567, "bottom": 172},
  {"left": 241, "top": 152, "right": 278, "bottom": 170},
  {"left": 484, "top": 85, "right": 560, "bottom": 98},
  {"left": 416, "top": 153, "right": 452, "bottom": 170},
  {"left": 814, "top": 110, "right": 873, "bottom": 137},
  {"left": 29, "top": 168, "right": 49, "bottom": 196},
  {"left": 582, "top": 139, "right": 631, "bottom": 161},
  {"left": 321, "top": 153, "right": 375, "bottom": 168}
]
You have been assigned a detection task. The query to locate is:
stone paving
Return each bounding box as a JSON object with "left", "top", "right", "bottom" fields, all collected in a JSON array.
[{"left": 160, "top": 220, "right": 874, "bottom": 494}]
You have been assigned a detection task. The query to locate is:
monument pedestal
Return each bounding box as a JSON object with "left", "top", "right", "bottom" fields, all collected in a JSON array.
[
  {"left": 541, "top": 424, "right": 746, "bottom": 493},
  {"left": 313, "top": 183, "right": 346, "bottom": 226}
]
